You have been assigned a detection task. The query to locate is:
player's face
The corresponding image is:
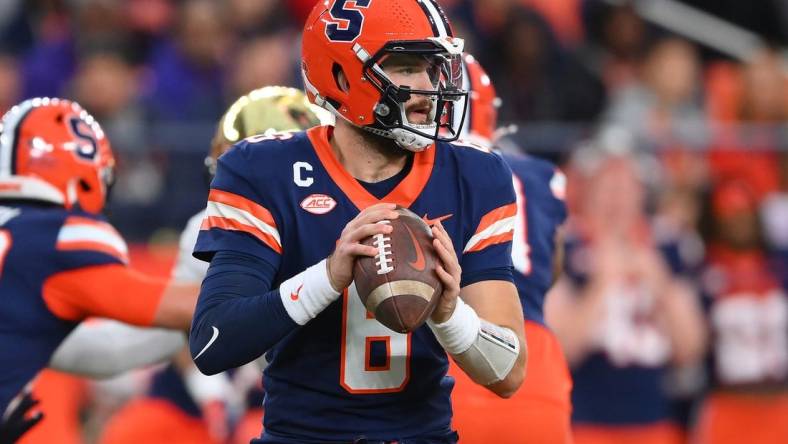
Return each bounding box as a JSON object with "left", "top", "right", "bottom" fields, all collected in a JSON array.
[{"left": 381, "top": 54, "right": 441, "bottom": 125}]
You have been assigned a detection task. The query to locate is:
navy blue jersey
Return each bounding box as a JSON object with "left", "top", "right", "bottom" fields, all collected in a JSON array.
[
  {"left": 193, "top": 126, "right": 516, "bottom": 441},
  {"left": 502, "top": 153, "right": 567, "bottom": 325},
  {"left": 0, "top": 203, "right": 128, "bottom": 414}
]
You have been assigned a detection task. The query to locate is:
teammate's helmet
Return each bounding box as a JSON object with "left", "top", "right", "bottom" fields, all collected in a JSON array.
[
  {"left": 206, "top": 86, "right": 333, "bottom": 177},
  {"left": 0, "top": 97, "right": 114, "bottom": 214},
  {"left": 454, "top": 54, "right": 501, "bottom": 148},
  {"left": 301, "top": 0, "right": 467, "bottom": 151}
]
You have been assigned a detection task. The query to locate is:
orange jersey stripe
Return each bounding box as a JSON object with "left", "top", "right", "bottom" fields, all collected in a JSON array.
[
  {"left": 42, "top": 264, "right": 167, "bottom": 325},
  {"left": 201, "top": 215, "right": 282, "bottom": 254},
  {"left": 63, "top": 216, "right": 117, "bottom": 233},
  {"left": 466, "top": 231, "right": 514, "bottom": 253},
  {"left": 474, "top": 202, "right": 517, "bottom": 236},
  {"left": 208, "top": 189, "right": 277, "bottom": 228}
]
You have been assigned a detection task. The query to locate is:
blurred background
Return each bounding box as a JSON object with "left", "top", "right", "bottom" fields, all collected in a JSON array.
[{"left": 2, "top": 0, "right": 786, "bottom": 443}]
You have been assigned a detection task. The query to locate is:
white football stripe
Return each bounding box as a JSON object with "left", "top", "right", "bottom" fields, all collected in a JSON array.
[
  {"left": 463, "top": 216, "right": 516, "bottom": 253},
  {"left": 205, "top": 201, "right": 281, "bottom": 246},
  {"left": 58, "top": 224, "right": 128, "bottom": 255}
]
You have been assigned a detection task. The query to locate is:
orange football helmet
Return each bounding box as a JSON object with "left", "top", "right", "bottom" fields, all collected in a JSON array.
[
  {"left": 454, "top": 53, "right": 501, "bottom": 148},
  {"left": 301, "top": 0, "right": 467, "bottom": 151},
  {"left": 0, "top": 97, "right": 115, "bottom": 214}
]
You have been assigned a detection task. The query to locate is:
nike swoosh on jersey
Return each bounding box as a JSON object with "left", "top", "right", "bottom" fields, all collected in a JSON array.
[
  {"left": 422, "top": 213, "right": 453, "bottom": 226},
  {"left": 405, "top": 224, "right": 426, "bottom": 272},
  {"left": 194, "top": 326, "right": 220, "bottom": 360}
]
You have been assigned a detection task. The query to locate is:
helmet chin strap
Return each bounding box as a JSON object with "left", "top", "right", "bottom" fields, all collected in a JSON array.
[{"left": 390, "top": 126, "right": 435, "bottom": 152}]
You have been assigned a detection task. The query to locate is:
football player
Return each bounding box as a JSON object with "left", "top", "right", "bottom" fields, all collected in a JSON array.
[
  {"left": 189, "top": 1, "right": 526, "bottom": 443},
  {"left": 447, "top": 54, "right": 573, "bottom": 443},
  {"left": 0, "top": 97, "right": 198, "bottom": 439}
]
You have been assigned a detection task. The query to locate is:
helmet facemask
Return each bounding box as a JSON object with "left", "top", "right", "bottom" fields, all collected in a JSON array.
[{"left": 357, "top": 37, "right": 468, "bottom": 151}]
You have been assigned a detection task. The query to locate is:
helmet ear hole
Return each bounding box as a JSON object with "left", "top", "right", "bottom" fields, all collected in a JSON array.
[
  {"left": 332, "top": 63, "right": 349, "bottom": 93},
  {"left": 79, "top": 179, "right": 92, "bottom": 192}
]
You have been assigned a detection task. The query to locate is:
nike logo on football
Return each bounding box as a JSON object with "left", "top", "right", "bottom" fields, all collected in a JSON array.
[
  {"left": 422, "top": 213, "right": 453, "bottom": 226},
  {"left": 290, "top": 284, "right": 304, "bottom": 301},
  {"left": 194, "top": 326, "right": 219, "bottom": 360},
  {"left": 404, "top": 224, "right": 426, "bottom": 272}
]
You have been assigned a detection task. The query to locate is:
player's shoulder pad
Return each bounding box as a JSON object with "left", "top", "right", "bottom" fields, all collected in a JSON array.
[
  {"left": 444, "top": 140, "right": 513, "bottom": 183},
  {"left": 218, "top": 130, "right": 310, "bottom": 182},
  {"left": 56, "top": 211, "right": 129, "bottom": 264},
  {"left": 503, "top": 152, "right": 566, "bottom": 202}
]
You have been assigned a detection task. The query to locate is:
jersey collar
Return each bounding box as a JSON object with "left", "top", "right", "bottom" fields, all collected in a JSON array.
[{"left": 307, "top": 126, "right": 435, "bottom": 210}]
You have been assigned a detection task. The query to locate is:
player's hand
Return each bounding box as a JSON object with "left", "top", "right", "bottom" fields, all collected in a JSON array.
[
  {"left": 430, "top": 220, "right": 462, "bottom": 323},
  {"left": 327, "top": 203, "right": 400, "bottom": 291},
  {"left": 0, "top": 390, "right": 43, "bottom": 444}
]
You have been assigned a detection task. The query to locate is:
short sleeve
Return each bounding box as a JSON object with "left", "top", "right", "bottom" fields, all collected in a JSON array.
[
  {"left": 56, "top": 215, "right": 129, "bottom": 269},
  {"left": 193, "top": 141, "right": 283, "bottom": 270},
  {"left": 460, "top": 152, "right": 516, "bottom": 286}
]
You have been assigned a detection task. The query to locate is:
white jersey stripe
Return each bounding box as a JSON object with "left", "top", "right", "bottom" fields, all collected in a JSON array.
[
  {"left": 205, "top": 201, "right": 281, "bottom": 247},
  {"left": 463, "top": 216, "right": 516, "bottom": 253},
  {"left": 57, "top": 224, "right": 128, "bottom": 256}
]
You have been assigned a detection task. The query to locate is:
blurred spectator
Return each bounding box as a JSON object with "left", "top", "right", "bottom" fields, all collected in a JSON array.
[
  {"left": 694, "top": 180, "right": 788, "bottom": 444},
  {"left": 708, "top": 47, "right": 788, "bottom": 203},
  {"left": 228, "top": 34, "right": 295, "bottom": 98},
  {"left": 522, "top": 0, "right": 583, "bottom": 46},
  {"left": 70, "top": 49, "right": 167, "bottom": 239},
  {"left": 477, "top": 6, "right": 605, "bottom": 126},
  {"left": 546, "top": 149, "right": 706, "bottom": 444},
  {"left": 603, "top": 37, "right": 708, "bottom": 152},
  {"left": 0, "top": 0, "right": 34, "bottom": 55},
  {"left": 761, "top": 155, "right": 788, "bottom": 280},
  {"left": 580, "top": 1, "right": 650, "bottom": 92},
  {"left": 142, "top": 0, "right": 230, "bottom": 123},
  {"left": 475, "top": 1, "right": 605, "bottom": 147},
  {"left": 125, "top": 0, "right": 173, "bottom": 35},
  {"left": 20, "top": 1, "right": 74, "bottom": 98},
  {"left": 72, "top": 50, "right": 146, "bottom": 153},
  {"left": 0, "top": 53, "right": 21, "bottom": 113},
  {"left": 228, "top": 0, "right": 294, "bottom": 37}
]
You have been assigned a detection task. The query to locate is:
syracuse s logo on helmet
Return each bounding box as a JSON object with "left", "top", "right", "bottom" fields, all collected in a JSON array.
[{"left": 325, "top": 0, "right": 372, "bottom": 42}]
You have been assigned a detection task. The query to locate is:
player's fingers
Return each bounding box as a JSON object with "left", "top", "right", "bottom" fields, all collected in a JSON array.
[
  {"left": 353, "top": 207, "right": 399, "bottom": 228},
  {"left": 342, "top": 242, "right": 379, "bottom": 258},
  {"left": 432, "top": 221, "right": 456, "bottom": 253},
  {"left": 347, "top": 221, "right": 393, "bottom": 243},
  {"left": 433, "top": 235, "right": 460, "bottom": 277},
  {"left": 435, "top": 264, "right": 459, "bottom": 295}
]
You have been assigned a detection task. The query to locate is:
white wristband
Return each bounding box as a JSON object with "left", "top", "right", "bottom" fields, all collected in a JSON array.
[
  {"left": 427, "top": 298, "right": 481, "bottom": 355},
  {"left": 279, "top": 259, "right": 341, "bottom": 325}
]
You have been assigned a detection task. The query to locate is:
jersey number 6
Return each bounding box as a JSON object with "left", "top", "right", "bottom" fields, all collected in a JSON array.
[{"left": 340, "top": 283, "right": 410, "bottom": 393}]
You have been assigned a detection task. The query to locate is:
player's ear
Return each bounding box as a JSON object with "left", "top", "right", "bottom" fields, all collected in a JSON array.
[{"left": 334, "top": 64, "right": 350, "bottom": 93}]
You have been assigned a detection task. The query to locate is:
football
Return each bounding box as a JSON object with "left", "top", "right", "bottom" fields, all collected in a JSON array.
[{"left": 353, "top": 206, "right": 443, "bottom": 333}]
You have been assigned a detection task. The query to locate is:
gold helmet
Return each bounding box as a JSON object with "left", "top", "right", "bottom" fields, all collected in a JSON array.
[{"left": 206, "top": 86, "right": 333, "bottom": 176}]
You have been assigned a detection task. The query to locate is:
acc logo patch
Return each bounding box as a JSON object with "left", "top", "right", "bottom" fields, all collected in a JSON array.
[{"left": 300, "top": 193, "right": 337, "bottom": 215}]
